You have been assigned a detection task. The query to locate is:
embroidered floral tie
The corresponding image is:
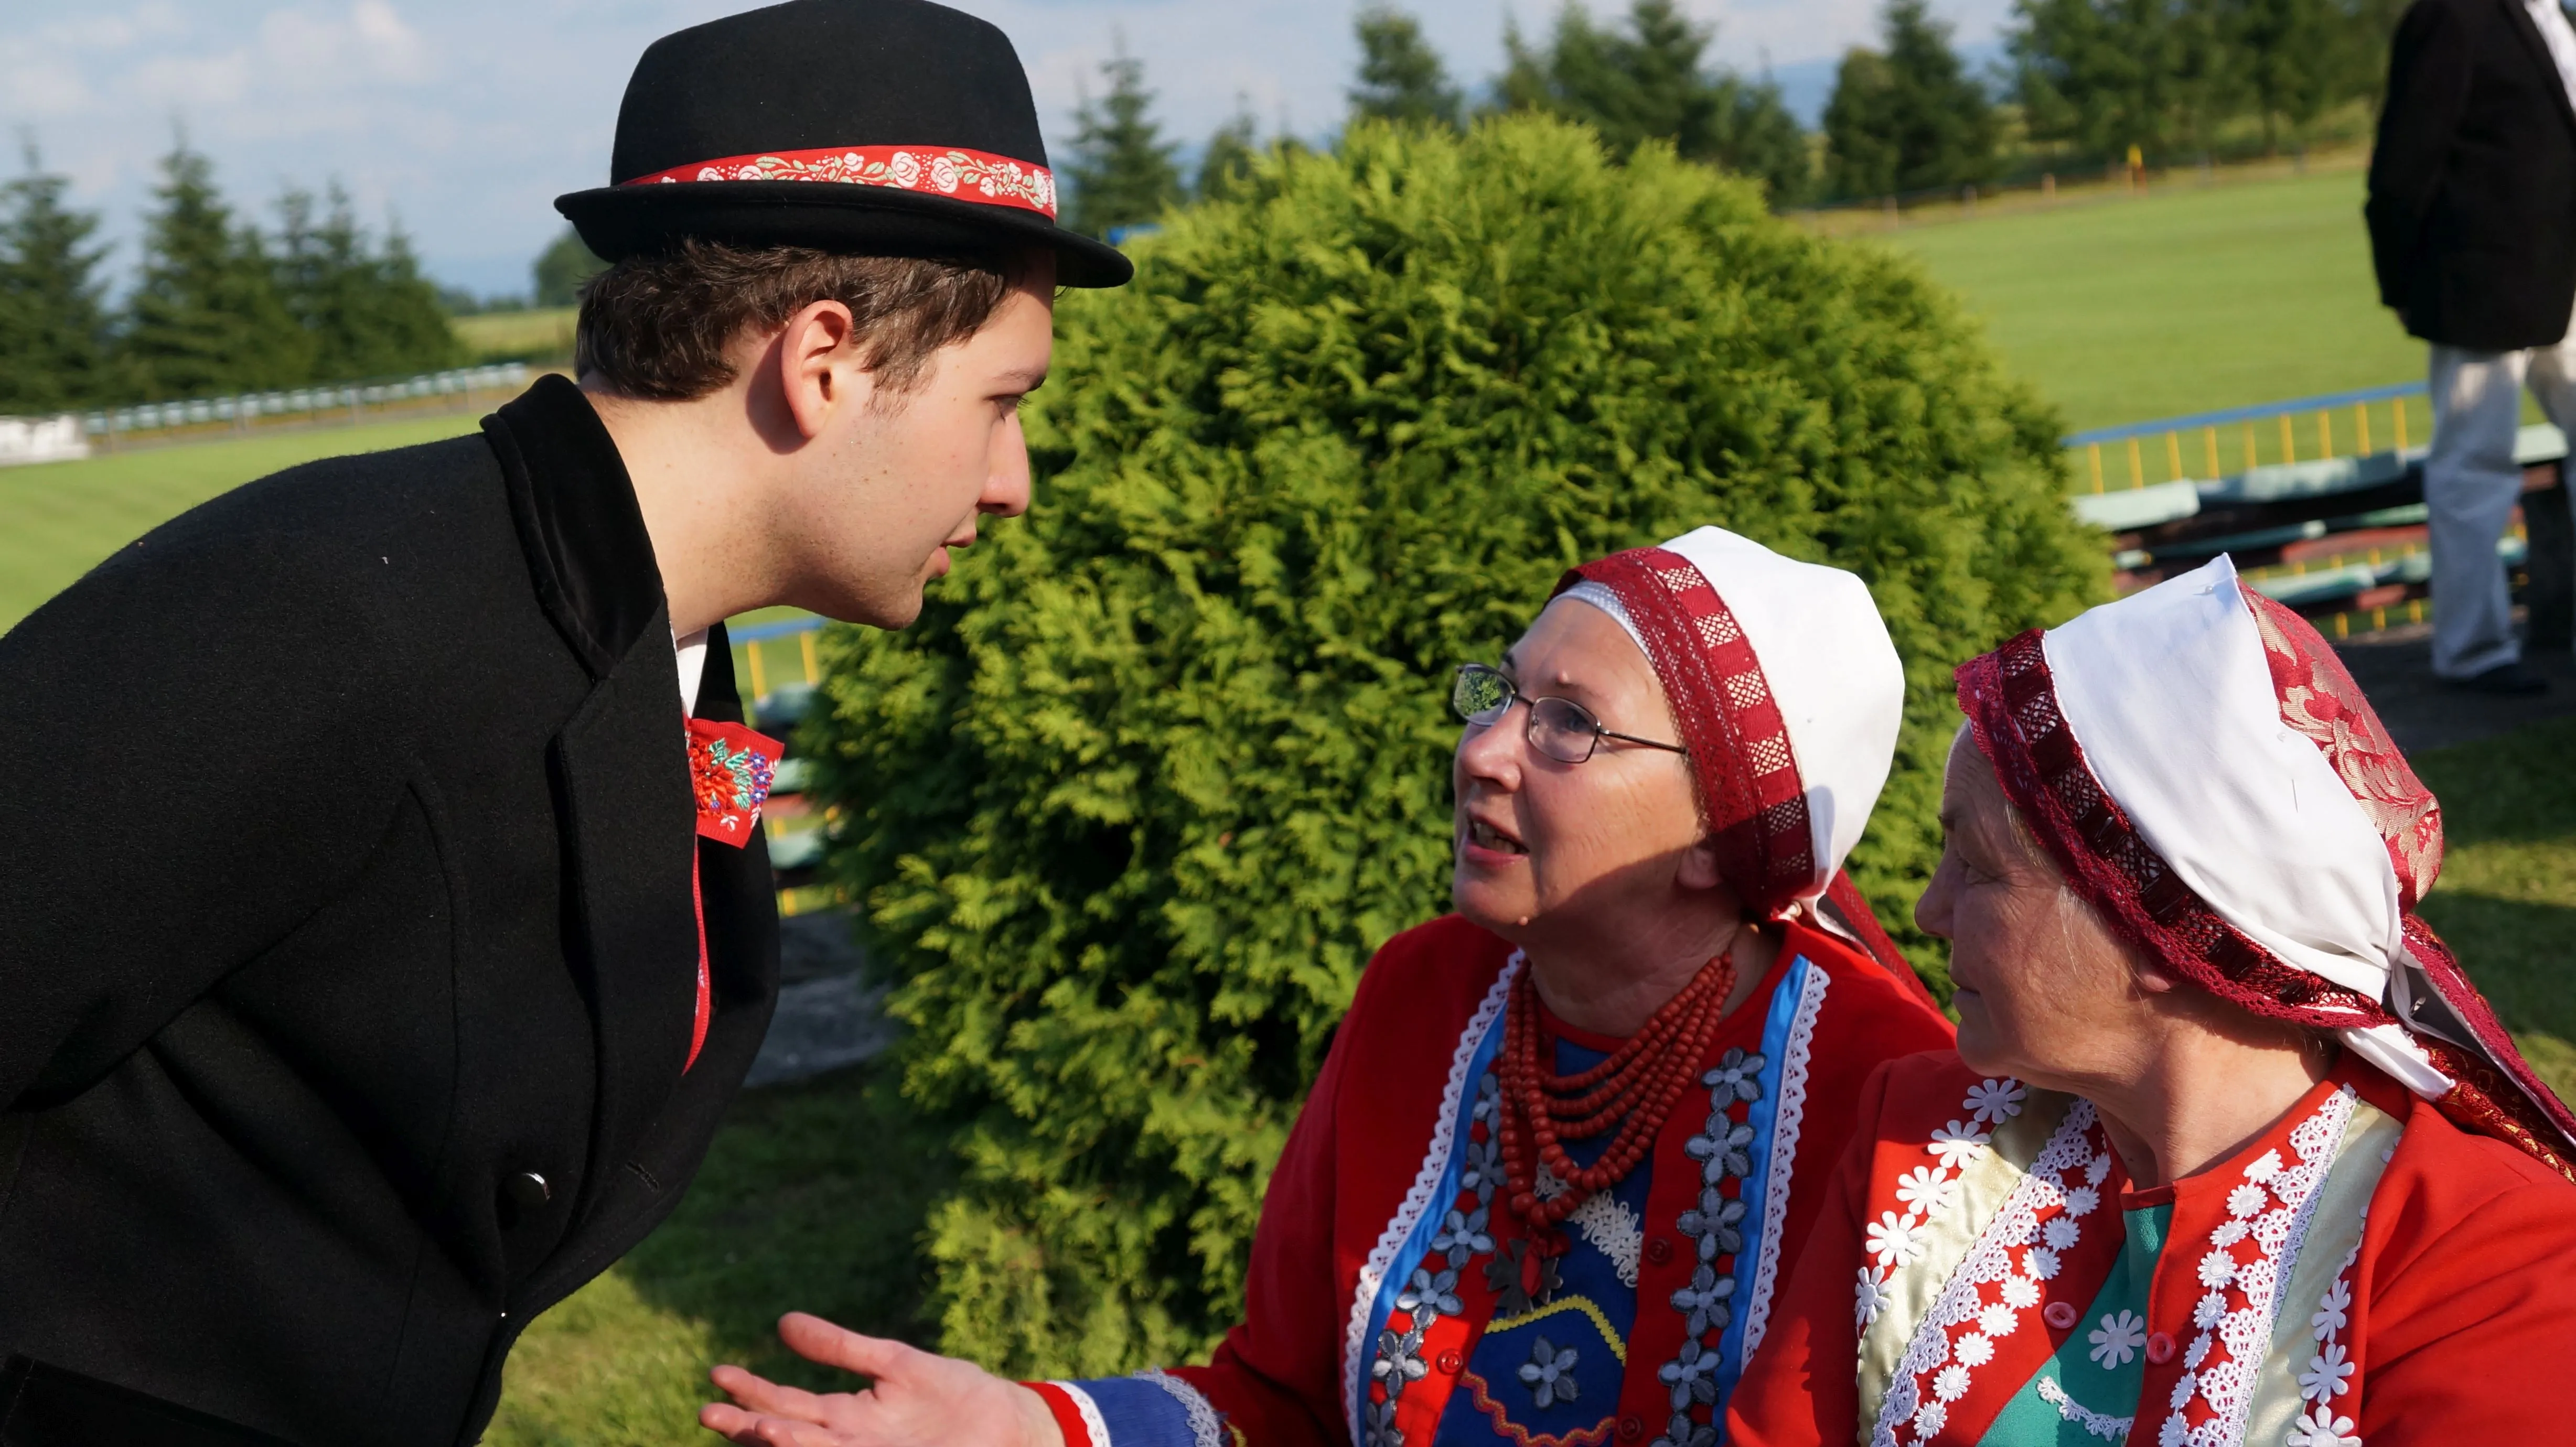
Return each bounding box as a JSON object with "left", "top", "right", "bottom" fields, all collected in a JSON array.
[{"left": 683, "top": 717, "right": 783, "bottom": 1071}]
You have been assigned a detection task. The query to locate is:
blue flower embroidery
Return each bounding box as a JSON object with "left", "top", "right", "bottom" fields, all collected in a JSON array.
[
  {"left": 1517, "top": 1336, "right": 1580, "bottom": 1410},
  {"left": 1678, "top": 1187, "right": 1747, "bottom": 1261},
  {"left": 1395, "top": 1266, "right": 1462, "bottom": 1324},
  {"left": 1659, "top": 1336, "right": 1720, "bottom": 1409},
  {"left": 1670, "top": 1262, "right": 1737, "bottom": 1337}
]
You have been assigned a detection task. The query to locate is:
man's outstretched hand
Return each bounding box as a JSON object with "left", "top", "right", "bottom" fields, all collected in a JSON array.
[{"left": 700, "top": 1312, "right": 1067, "bottom": 1447}]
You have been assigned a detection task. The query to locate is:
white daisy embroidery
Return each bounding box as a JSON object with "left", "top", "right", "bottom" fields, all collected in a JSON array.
[
  {"left": 2085, "top": 1154, "right": 2112, "bottom": 1187},
  {"left": 2025, "top": 1246, "right": 2060, "bottom": 1280},
  {"left": 2287, "top": 1403, "right": 2362, "bottom": 1447},
  {"left": 1856, "top": 1267, "right": 1893, "bottom": 1327},
  {"left": 2197, "top": 1249, "right": 2238, "bottom": 1289},
  {"left": 2062, "top": 1185, "right": 2100, "bottom": 1217},
  {"left": 1928, "top": 1123, "right": 1989, "bottom": 1171},
  {"left": 1933, "top": 1365, "right": 1971, "bottom": 1402},
  {"left": 2043, "top": 1218, "right": 2079, "bottom": 1251},
  {"left": 2209, "top": 1219, "right": 2251, "bottom": 1248},
  {"left": 1867, "top": 1212, "right": 1927, "bottom": 1268},
  {"left": 2226, "top": 1183, "right": 2268, "bottom": 1218},
  {"left": 2244, "top": 1149, "right": 2282, "bottom": 1183},
  {"left": 2088, "top": 1309, "right": 2148, "bottom": 1369},
  {"left": 2299, "top": 1343, "right": 2356, "bottom": 1402},
  {"left": 1965, "top": 1078, "right": 2027, "bottom": 1125},
  {"left": 2310, "top": 1278, "right": 2352, "bottom": 1341},
  {"left": 1896, "top": 1165, "right": 1958, "bottom": 1215},
  {"left": 1954, "top": 1332, "right": 1995, "bottom": 1366},
  {"left": 2193, "top": 1291, "right": 2228, "bottom": 1328},
  {"left": 2002, "top": 1275, "right": 2043, "bottom": 1309},
  {"left": 1913, "top": 1401, "right": 1948, "bottom": 1437},
  {"left": 1979, "top": 1302, "right": 2019, "bottom": 1336}
]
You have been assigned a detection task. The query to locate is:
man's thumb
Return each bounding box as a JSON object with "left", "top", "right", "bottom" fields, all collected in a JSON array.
[{"left": 779, "top": 1312, "right": 914, "bottom": 1380}]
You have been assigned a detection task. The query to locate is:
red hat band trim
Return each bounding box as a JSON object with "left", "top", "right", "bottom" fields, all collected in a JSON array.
[
  {"left": 1558, "top": 547, "right": 1814, "bottom": 919},
  {"left": 1956, "top": 629, "right": 2396, "bottom": 1033},
  {"left": 622, "top": 145, "right": 1058, "bottom": 220}
]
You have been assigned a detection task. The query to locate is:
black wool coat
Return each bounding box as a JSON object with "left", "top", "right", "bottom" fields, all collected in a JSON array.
[
  {"left": 0, "top": 376, "right": 779, "bottom": 1446},
  {"left": 2366, "top": 0, "right": 2576, "bottom": 350}
]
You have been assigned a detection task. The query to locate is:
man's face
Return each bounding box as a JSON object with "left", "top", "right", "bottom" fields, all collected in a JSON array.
[{"left": 789, "top": 256, "right": 1056, "bottom": 627}]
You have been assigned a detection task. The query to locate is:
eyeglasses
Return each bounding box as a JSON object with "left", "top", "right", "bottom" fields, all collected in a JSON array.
[{"left": 1451, "top": 663, "right": 1690, "bottom": 765}]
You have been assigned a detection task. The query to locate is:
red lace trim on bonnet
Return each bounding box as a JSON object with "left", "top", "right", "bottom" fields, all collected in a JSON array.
[
  {"left": 1558, "top": 546, "right": 1815, "bottom": 920},
  {"left": 1959, "top": 618, "right": 2576, "bottom": 1180}
]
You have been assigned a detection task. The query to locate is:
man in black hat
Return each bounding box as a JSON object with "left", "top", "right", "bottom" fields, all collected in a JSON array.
[{"left": 0, "top": 4, "right": 1126, "bottom": 1444}]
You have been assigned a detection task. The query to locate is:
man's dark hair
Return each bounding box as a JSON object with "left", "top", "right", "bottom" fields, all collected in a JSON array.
[{"left": 574, "top": 239, "right": 1026, "bottom": 401}]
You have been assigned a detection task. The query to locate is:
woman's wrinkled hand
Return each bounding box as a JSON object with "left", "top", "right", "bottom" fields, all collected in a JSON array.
[{"left": 699, "top": 1312, "right": 1066, "bottom": 1447}]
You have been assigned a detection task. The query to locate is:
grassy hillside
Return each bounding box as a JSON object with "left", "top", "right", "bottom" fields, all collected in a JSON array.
[
  {"left": 0, "top": 415, "right": 485, "bottom": 628},
  {"left": 457, "top": 307, "right": 578, "bottom": 364},
  {"left": 1874, "top": 165, "right": 2423, "bottom": 433}
]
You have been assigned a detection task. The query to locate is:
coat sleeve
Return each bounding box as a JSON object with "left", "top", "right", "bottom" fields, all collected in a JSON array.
[
  {"left": 0, "top": 518, "right": 410, "bottom": 1111},
  {"left": 1034, "top": 978, "right": 1364, "bottom": 1447},
  {"left": 2364, "top": 0, "right": 2478, "bottom": 312},
  {"left": 2349, "top": 1175, "right": 2576, "bottom": 1444},
  {"left": 1725, "top": 1057, "right": 1893, "bottom": 1447}
]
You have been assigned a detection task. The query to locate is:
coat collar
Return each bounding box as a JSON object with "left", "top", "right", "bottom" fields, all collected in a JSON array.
[
  {"left": 484, "top": 374, "right": 668, "bottom": 678},
  {"left": 2501, "top": 0, "right": 2576, "bottom": 142}
]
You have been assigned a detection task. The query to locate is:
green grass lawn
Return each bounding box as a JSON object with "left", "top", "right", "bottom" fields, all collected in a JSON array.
[
  {"left": 1879, "top": 164, "right": 2427, "bottom": 434},
  {"left": 484, "top": 713, "right": 2576, "bottom": 1444},
  {"left": 0, "top": 414, "right": 486, "bottom": 628},
  {"left": 457, "top": 307, "right": 577, "bottom": 364}
]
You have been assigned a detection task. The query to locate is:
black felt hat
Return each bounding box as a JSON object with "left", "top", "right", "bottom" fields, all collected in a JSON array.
[{"left": 556, "top": 0, "right": 1131, "bottom": 287}]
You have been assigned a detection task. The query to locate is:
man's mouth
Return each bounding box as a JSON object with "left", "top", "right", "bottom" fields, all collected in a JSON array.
[{"left": 1465, "top": 817, "right": 1527, "bottom": 855}]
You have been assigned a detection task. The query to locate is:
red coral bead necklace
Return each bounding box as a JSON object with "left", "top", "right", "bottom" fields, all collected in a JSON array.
[{"left": 1495, "top": 948, "right": 1737, "bottom": 1255}]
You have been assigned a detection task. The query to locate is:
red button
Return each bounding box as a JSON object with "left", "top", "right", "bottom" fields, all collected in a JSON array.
[
  {"left": 2145, "top": 1332, "right": 2175, "bottom": 1364},
  {"left": 1436, "top": 1349, "right": 1463, "bottom": 1375},
  {"left": 1617, "top": 1417, "right": 1645, "bottom": 1442},
  {"left": 1646, "top": 1237, "right": 1673, "bottom": 1267},
  {"left": 2043, "top": 1301, "right": 2080, "bottom": 1331}
]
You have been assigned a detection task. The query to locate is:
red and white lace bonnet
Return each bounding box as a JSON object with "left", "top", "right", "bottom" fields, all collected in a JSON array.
[
  {"left": 1553, "top": 527, "right": 1926, "bottom": 997},
  {"left": 1957, "top": 556, "right": 2576, "bottom": 1179}
]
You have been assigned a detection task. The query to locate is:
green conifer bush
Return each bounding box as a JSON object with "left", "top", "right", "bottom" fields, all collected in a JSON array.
[{"left": 800, "top": 114, "right": 2105, "bottom": 1376}]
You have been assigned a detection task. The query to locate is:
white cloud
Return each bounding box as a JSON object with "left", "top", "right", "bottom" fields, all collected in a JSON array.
[{"left": 0, "top": 0, "right": 2008, "bottom": 297}]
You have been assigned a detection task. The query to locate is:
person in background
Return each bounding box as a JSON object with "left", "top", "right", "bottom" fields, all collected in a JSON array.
[
  {"left": 2365, "top": 0, "right": 2576, "bottom": 694},
  {"left": 701, "top": 527, "right": 1956, "bottom": 1447},
  {"left": 0, "top": 3, "right": 1128, "bottom": 1443},
  {"left": 1727, "top": 556, "right": 2576, "bottom": 1447}
]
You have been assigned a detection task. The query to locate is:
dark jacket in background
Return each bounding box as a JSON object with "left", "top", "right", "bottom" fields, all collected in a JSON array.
[
  {"left": 2367, "top": 0, "right": 2576, "bottom": 350},
  {"left": 0, "top": 377, "right": 779, "bottom": 1446}
]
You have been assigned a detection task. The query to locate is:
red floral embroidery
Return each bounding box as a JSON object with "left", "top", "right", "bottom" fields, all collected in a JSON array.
[
  {"left": 688, "top": 718, "right": 783, "bottom": 847},
  {"left": 623, "top": 144, "right": 1057, "bottom": 219}
]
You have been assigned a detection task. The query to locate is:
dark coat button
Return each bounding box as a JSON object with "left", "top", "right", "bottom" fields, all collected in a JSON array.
[
  {"left": 1618, "top": 1416, "right": 1644, "bottom": 1441},
  {"left": 504, "top": 1171, "right": 552, "bottom": 1210},
  {"left": 1645, "top": 1237, "right": 1673, "bottom": 1266},
  {"left": 1434, "top": 1348, "right": 1462, "bottom": 1374}
]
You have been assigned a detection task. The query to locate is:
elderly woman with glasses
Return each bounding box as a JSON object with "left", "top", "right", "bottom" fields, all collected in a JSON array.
[
  {"left": 702, "top": 528, "right": 1955, "bottom": 1447},
  {"left": 1727, "top": 558, "right": 2576, "bottom": 1447}
]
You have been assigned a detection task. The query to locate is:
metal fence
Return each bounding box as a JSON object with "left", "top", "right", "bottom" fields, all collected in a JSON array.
[{"left": 79, "top": 363, "right": 533, "bottom": 443}]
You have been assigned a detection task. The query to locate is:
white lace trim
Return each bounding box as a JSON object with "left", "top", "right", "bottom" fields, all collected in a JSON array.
[
  {"left": 1047, "top": 1381, "right": 1112, "bottom": 1447},
  {"left": 1536, "top": 1162, "right": 1644, "bottom": 1287},
  {"left": 1741, "top": 959, "right": 1827, "bottom": 1356},
  {"left": 2158, "top": 1085, "right": 2355, "bottom": 1447},
  {"left": 2038, "top": 1375, "right": 2134, "bottom": 1441},
  {"left": 1874, "top": 1091, "right": 2105, "bottom": 1447},
  {"left": 1854, "top": 1076, "right": 2026, "bottom": 1336},
  {"left": 1136, "top": 1368, "right": 1225, "bottom": 1447},
  {"left": 1340, "top": 952, "right": 1521, "bottom": 1443}
]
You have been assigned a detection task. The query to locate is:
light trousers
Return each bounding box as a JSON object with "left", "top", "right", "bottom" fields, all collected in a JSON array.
[{"left": 2425, "top": 305, "right": 2576, "bottom": 677}]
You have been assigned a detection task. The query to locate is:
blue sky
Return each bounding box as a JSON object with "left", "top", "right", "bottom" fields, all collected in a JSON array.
[{"left": 0, "top": 0, "right": 2013, "bottom": 299}]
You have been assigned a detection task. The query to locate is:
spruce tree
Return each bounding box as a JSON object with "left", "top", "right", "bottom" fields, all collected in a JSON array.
[
  {"left": 1195, "top": 102, "right": 1262, "bottom": 201},
  {"left": 1348, "top": 5, "right": 1463, "bottom": 128},
  {"left": 0, "top": 144, "right": 115, "bottom": 411},
  {"left": 532, "top": 227, "right": 605, "bottom": 308},
  {"left": 1064, "top": 44, "right": 1183, "bottom": 239},
  {"left": 2007, "top": 0, "right": 2191, "bottom": 162},
  {"left": 2221, "top": 0, "right": 2342, "bottom": 154},
  {"left": 277, "top": 186, "right": 461, "bottom": 382},
  {"left": 123, "top": 143, "right": 312, "bottom": 398},
  {"left": 1498, "top": 1, "right": 1811, "bottom": 206},
  {"left": 1826, "top": 0, "right": 2000, "bottom": 199}
]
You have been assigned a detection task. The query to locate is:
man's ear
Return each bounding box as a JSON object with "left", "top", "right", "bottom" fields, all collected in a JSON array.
[{"left": 774, "top": 299, "right": 862, "bottom": 441}]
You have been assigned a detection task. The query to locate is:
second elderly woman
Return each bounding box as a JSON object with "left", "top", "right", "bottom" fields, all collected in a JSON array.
[
  {"left": 1728, "top": 557, "right": 2576, "bottom": 1447},
  {"left": 702, "top": 526, "right": 1957, "bottom": 1447}
]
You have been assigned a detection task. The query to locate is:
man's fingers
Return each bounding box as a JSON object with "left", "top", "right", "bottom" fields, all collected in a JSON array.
[
  {"left": 710, "top": 1365, "right": 835, "bottom": 1425},
  {"left": 699, "top": 1404, "right": 840, "bottom": 1447},
  {"left": 776, "top": 1312, "right": 915, "bottom": 1381}
]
